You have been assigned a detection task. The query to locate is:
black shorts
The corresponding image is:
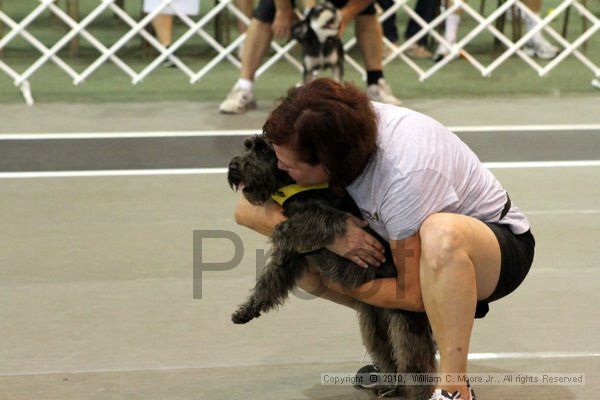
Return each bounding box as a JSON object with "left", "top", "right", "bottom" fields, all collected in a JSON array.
[
  {"left": 253, "top": 0, "right": 376, "bottom": 24},
  {"left": 474, "top": 223, "right": 535, "bottom": 319}
]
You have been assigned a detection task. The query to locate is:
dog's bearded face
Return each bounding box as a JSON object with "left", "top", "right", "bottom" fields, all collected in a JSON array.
[{"left": 228, "top": 135, "right": 294, "bottom": 205}]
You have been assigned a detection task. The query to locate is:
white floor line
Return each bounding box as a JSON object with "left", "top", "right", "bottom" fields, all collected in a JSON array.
[
  {"left": 0, "top": 352, "right": 600, "bottom": 377},
  {"left": 0, "top": 130, "right": 258, "bottom": 140},
  {"left": 466, "top": 351, "right": 600, "bottom": 360},
  {"left": 0, "top": 160, "right": 598, "bottom": 179},
  {"left": 448, "top": 124, "right": 600, "bottom": 132},
  {"left": 0, "top": 168, "right": 228, "bottom": 179},
  {"left": 0, "top": 125, "right": 599, "bottom": 140},
  {"left": 0, "top": 352, "right": 597, "bottom": 377},
  {"left": 525, "top": 209, "right": 600, "bottom": 215},
  {"left": 484, "top": 160, "right": 600, "bottom": 169}
]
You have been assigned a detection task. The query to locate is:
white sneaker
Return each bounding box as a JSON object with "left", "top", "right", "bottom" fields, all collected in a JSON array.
[
  {"left": 428, "top": 382, "right": 476, "bottom": 400},
  {"left": 432, "top": 43, "right": 462, "bottom": 63},
  {"left": 523, "top": 35, "right": 559, "bottom": 59},
  {"left": 432, "top": 43, "right": 450, "bottom": 62},
  {"left": 219, "top": 83, "right": 256, "bottom": 114},
  {"left": 366, "top": 78, "right": 402, "bottom": 106},
  {"left": 429, "top": 389, "right": 464, "bottom": 400}
]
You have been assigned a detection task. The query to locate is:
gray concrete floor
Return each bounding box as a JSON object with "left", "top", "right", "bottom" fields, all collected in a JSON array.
[
  {"left": 0, "top": 99, "right": 599, "bottom": 399},
  {"left": 1, "top": 95, "right": 599, "bottom": 134}
]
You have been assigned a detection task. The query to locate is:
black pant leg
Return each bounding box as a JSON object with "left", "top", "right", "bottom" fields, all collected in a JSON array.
[
  {"left": 404, "top": 0, "right": 436, "bottom": 46},
  {"left": 377, "top": 0, "right": 400, "bottom": 43}
]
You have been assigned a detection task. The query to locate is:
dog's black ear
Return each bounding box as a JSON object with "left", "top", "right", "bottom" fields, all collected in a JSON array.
[
  {"left": 243, "top": 137, "right": 254, "bottom": 150},
  {"left": 306, "top": 7, "right": 319, "bottom": 20},
  {"left": 291, "top": 19, "right": 308, "bottom": 41},
  {"left": 253, "top": 135, "right": 268, "bottom": 150}
]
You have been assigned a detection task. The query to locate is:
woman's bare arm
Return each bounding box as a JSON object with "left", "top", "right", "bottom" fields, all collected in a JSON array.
[
  {"left": 234, "top": 195, "right": 288, "bottom": 236},
  {"left": 321, "top": 233, "right": 425, "bottom": 312}
]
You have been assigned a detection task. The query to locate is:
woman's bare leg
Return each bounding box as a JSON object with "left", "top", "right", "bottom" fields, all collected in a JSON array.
[{"left": 418, "top": 213, "right": 502, "bottom": 398}]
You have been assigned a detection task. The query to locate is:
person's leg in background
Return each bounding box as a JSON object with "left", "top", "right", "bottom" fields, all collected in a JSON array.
[
  {"left": 152, "top": 14, "right": 174, "bottom": 46},
  {"left": 375, "top": 0, "right": 400, "bottom": 58},
  {"left": 355, "top": 14, "right": 403, "bottom": 106},
  {"left": 433, "top": 0, "right": 462, "bottom": 61},
  {"left": 433, "top": 0, "right": 558, "bottom": 61},
  {"left": 235, "top": 0, "right": 255, "bottom": 58},
  {"left": 151, "top": 14, "right": 177, "bottom": 67},
  {"left": 220, "top": 0, "right": 294, "bottom": 114},
  {"left": 146, "top": 0, "right": 201, "bottom": 67},
  {"left": 239, "top": 20, "right": 274, "bottom": 82},
  {"left": 219, "top": 18, "right": 273, "bottom": 113},
  {"left": 235, "top": 0, "right": 255, "bottom": 33},
  {"left": 521, "top": 0, "right": 559, "bottom": 59},
  {"left": 404, "top": 0, "right": 434, "bottom": 58}
]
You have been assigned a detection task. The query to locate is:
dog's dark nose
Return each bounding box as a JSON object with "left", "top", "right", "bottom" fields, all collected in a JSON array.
[
  {"left": 227, "top": 160, "right": 242, "bottom": 191},
  {"left": 229, "top": 160, "right": 240, "bottom": 172}
]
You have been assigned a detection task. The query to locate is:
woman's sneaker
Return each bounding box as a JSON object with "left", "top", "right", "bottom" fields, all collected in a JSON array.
[
  {"left": 428, "top": 382, "right": 476, "bottom": 400},
  {"left": 219, "top": 83, "right": 256, "bottom": 114},
  {"left": 428, "top": 389, "right": 463, "bottom": 400}
]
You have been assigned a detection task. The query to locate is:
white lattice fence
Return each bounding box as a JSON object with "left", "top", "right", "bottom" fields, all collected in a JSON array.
[{"left": 0, "top": 0, "right": 598, "bottom": 105}]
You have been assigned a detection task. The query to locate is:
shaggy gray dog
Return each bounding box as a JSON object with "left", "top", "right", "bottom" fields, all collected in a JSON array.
[{"left": 228, "top": 134, "right": 437, "bottom": 398}]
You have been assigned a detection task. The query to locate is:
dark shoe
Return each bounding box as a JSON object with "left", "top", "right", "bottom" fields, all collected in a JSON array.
[
  {"left": 355, "top": 363, "right": 381, "bottom": 389},
  {"left": 161, "top": 58, "right": 176, "bottom": 68},
  {"left": 354, "top": 364, "right": 401, "bottom": 397},
  {"left": 161, "top": 45, "right": 177, "bottom": 68}
]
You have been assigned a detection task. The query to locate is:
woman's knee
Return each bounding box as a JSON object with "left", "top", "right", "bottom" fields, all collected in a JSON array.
[{"left": 419, "top": 213, "right": 469, "bottom": 270}]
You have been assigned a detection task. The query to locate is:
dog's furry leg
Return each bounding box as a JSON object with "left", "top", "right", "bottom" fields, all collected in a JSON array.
[
  {"left": 302, "top": 65, "right": 310, "bottom": 84},
  {"left": 332, "top": 56, "right": 344, "bottom": 82},
  {"left": 357, "top": 303, "right": 398, "bottom": 394},
  {"left": 386, "top": 310, "right": 437, "bottom": 399},
  {"left": 231, "top": 249, "right": 307, "bottom": 324},
  {"left": 303, "top": 56, "right": 317, "bottom": 84},
  {"left": 333, "top": 40, "right": 344, "bottom": 82},
  {"left": 332, "top": 65, "right": 342, "bottom": 83}
]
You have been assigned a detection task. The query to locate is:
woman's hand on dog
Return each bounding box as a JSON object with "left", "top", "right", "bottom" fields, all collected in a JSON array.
[{"left": 326, "top": 215, "right": 386, "bottom": 268}]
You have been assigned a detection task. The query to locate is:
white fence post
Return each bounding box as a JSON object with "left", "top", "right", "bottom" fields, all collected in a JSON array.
[{"left": 0, "top": 0, "right": 597, "bottom": 104}]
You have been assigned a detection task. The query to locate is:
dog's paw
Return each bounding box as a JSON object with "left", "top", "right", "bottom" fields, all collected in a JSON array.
[{"left": 231, "top": 305, "right": 261, "bottom": 324}]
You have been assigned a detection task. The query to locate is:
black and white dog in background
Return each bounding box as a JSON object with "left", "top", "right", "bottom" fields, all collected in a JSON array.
[{"left": 291, "top": 3, "right": 344, "bottom": 83}]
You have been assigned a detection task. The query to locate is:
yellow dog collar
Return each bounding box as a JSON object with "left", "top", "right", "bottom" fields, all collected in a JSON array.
[{"left": 271, "top": 183, "right": 330, "bottom": 206}]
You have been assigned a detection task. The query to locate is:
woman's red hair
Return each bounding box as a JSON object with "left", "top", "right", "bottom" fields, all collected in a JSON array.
[{"left": 263, "top": 78, "right": 378, "bottom": 188}]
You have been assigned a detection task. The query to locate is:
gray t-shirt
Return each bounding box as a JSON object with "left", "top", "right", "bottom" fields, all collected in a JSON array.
[{"left": 346, "top": 102, "right": 531, "bottom": 241}]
